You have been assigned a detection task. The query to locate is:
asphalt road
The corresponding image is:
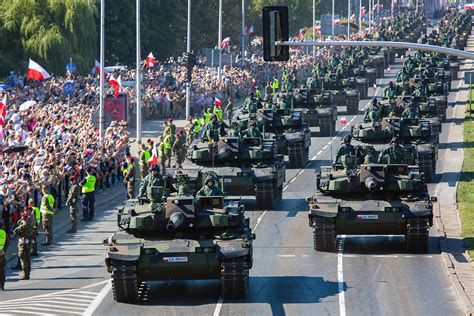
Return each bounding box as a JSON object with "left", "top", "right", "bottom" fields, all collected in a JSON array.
[{"left": 0, "top": 57, "right": 465, "bottom": 315}]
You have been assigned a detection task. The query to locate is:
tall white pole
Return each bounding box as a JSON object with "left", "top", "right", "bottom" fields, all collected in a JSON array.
[
  {"left": 136, "top": 0, "right": 142, "bottom": 144},
  {"left": 368, "top": 0, "right": 372, "bottom": 33},
  {"left": 242, "top": 0, "right": 245, "bottom": 67},
  {"left": 313, "top": 0, "right": 316, "bottom": 58},
  {"left": 217, "top": 0, "right": 222, "bottom": 81},
  {"left": 377, "top": 0, "right": 380, "bottom": 20},
  {"left": 332, "top": 0, "right": 335, "bottom": 38},
  {"left": 359, "top": 0, "right": 362, "bottom": 32},
  {"left": 185, "top": 0, "right": 191, "bottom": 119},
  {"left": 99, "top": 0, "right": 105, "bottom": 140},
  {"left": 391, "top": 0, "right": 394, "bottom": 17},
  {"left": 347, "top": 0, "right": 351, "bottom": 38}
]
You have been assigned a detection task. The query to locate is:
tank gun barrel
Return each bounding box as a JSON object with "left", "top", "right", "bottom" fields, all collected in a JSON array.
[
  {"left": 167, "top": 212, "right": 185, "bottom": 232},
  {"left": 364, "top": 176, "right": 378, "bottom": 192}
]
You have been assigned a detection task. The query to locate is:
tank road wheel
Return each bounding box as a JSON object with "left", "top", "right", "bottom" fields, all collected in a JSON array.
[
  {"left": 418, "top": 157, "right": 435, "bottom": 183},
  {"left": 255, "top": 181, "right": 277, "bottom": 209},
  {"left": 221, "top": 258, "right": 249, "bottom": 299},
  {"left": 405, "top": 218, "right": 430, "bottom": 253},
  {"left": 319, "top": 116, "right": 334, "bottom": 137},
  {"left": 111, "top": 261, "right": 139, "bottom": 303},
  {"left": 288, "top": 142, "right": 308, "bottom": 168},
  {"left": 312, "top": 217, "right": 337, "bottom": 252}
]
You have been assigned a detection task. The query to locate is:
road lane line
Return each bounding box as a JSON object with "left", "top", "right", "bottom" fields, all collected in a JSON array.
[
  {"left": 213, "top": 296, "right": 224, "bottom": 316},
  {"left": 316, "top": 150, "right": 323, "bottom": 156},
  {"left": 297, "top": 170, "right": 304, "bottom": 176},
  {"left": 253, "top": 211, "right": 268, "bottom": 231},
  {"left": 289, "top": 178, "right": 296, "bottom": 183},
  {"left": 322, "top": 145, "right": 328, "bottom": 150},
  {"left": 83, "top": 280, "right": 112, "bottom": 316},
  {"left": 276, "top": 254, "right": 296, "bottom": 257},
  {"left": 311, "top": 155, "right": 318, "bottom": 160},
  {"left": 283, "top": 185, "right": 289, "bottom": 191},
  {"left": 338, "top": 235, "right": 347, "bottom": 316}
]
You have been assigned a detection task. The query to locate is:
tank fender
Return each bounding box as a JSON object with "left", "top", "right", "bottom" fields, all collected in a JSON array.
[
  {"left": 106, "top": 244, "right": 141, "bottom": 262},
  {"left": 216, "top": 240, "right": 251, "bottom": 260}
]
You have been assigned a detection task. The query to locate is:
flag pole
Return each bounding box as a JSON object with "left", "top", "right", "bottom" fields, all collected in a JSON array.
[
  {"left": 312, "top": 0, "right": 316, "bottom": 58},
  {"left": 359, "top": 0, "right": 362, "bottom": 32},
  {"left": 136, "top": 0, "right": 142, "bottom": 145},
  {"left": 217, "top": 0, "right": 223, "bottom": 81},
  {"left": 99, "top": 0, "right": 105, "bottom": 142},
  {"left": 332, "top": 0, "right": 335, "bottom": 38},
  {"left": 241, "top": 0, "right": 245, "bottom": 67},
  {"left": 347, "top": 0, "right": 351, "bottom": 39},
  {"left": 185, "top": 0, "right": 191, "bottom": 119}
]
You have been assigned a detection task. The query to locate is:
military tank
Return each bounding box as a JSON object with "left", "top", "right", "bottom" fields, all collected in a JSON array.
[
  {"left": 307, "top": 163, "right": 436, "bottom": 252},
  {"left": 323, "top": 76, "right": 361, "bottom": 115},
  {"left": 239, "top": 108, "right": 311, "bottom": 168},
  {"left": 104, "top": 182, "right": 255, "bottom": 302},
  {"left": 351, "top": 117, "right": 438, "bottom": 182},
  {"left": 182, "top": 136, "right": 286, "bottom": 208},
  {"left": 290, "top": 89, "right": 337, "bottom": 136}
]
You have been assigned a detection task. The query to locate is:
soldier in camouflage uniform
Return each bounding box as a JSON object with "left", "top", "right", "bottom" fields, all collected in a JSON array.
[
  {"left": 383, "top": 81, "right": 397, "bottom": 100},
  {"left": 378, "top": 137, "right": 407, "bottom": 164},
  {"left": 241, "top": 121, "right": 263, "bottom": 141},
  {"left": 334, "top": 135, "right": 356, "bottom": 169},
  {"left": 40, "top": 187, "right": 55, "bottom": 246},
  {"left": 13, "top": 212, "right": 34, "bottom": 280},
  {"left": 401, "top": 102, "right": 420, "bottom": 119},
  {"left": 196, "top": 175, "right": 224, "bottom": 199},
  {"left": 0, "top": 220, "right": 8, "bottom": 290},
  {"left": 201, "top": 115, "right": 221, "bottom": 142},
  {"left": 363, "top": 98, "right": 382, "bottom": 123},
  {"left": 172, "top": 131, "right": 186, "bottom": 169},
  {"left": 66, "top": 176, "right": 81, "bottom": 233},
  {"left": 123, "top": 158, "right": 136, "bottom": 199},
  {"left": 139, "top": 164, "right": 166, "bottom": 197}
]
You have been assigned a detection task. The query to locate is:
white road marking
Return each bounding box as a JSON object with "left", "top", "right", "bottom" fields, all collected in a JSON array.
[
  {"left": 311, "top": 155, "right": 318, "bottom": 160},
  {"left": 276, "top": 254, "right": 296, "bottom": 258},
  {"left": 297, "top": 170, "right": 304, "bottom": 176},
  {"left": 283, "top": 185, "right": 289, "bottom": 191},
  {"left": 316, "top": 150, "right": 323, "bottom": 156},
  {"left": 328, "top": 140, "right": 333, "bottom": 144},
  {"left": 322, "top": 145, "right": 328, "bottom": 150},
  {"left": 213, "top": 296, "right": 224, "bottom": 316},
  {"left": 338, "top": 235, "right": 347, "bottom": 316},
  {"left": 289, "top": 178, "right": 296, "bottom": 184},
  {"left": 252, "top": 211, "right": 268, "bottom": 231},
  {"left": 83, "top": 280, "right": 112, "bottom": 316}
]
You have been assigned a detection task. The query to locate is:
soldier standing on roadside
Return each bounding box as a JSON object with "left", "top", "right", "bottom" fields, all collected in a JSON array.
[
  {"left": 40, "top": 187, "right": 55, "bottom": 245},
  {"left": 27, "top": 199, "right": 40, "bottom": 256},
  {"left": 172, "top": 131, "right": 186, "bottom": 169},
  {"left": 13, "top": 212, "right": 34, "bottom": 280},
  {"left": 123, "top": 158, "right": 136, "bottom": 199},
  {"left": 66, "top": 176, "right": 81, "bottom": 233},
  {"left": 0, "top": 220, "right": 8, "bottom": 289}
]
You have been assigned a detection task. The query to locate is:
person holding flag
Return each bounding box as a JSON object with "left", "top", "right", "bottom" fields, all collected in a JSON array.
[
  {"left": 145, "top": 52, "right": 155, "bottom": 69},
  {"left": 213, "top": 98, "right": 223, "bottom": 122}
]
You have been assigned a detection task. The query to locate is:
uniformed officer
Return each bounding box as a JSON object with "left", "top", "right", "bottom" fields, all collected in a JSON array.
[
  {"left": 213, "top": 102, "right": 223, "bottom": 122},
  {"left": 196, "top": 175, "right": 224, "bottom": 199},
  {"left": 123, "top": 158, "right": 136, "bottom": 199},
  {"left": 243, "top": 92, "right": 258, "bottom": 114},
  {"left": 139, "top": 143, "right": 151, "bottom": 180},
  {"left": 225, "top": 97, "right": 233, "bottom": 125},
  {"left": 334, "top": 135, "right": 356, "bottom": 168},
  {"left": 66, "top": 176, "right": 81, "bottom": 233},
  {"left": 378, "top": 137, "right": 407, "bottom": 164},
  {"left": 27, "top": 199, "right": 40, "bottom": 256},
  {"left": 172, "top": 131, "right": 186, "bottom": 169},
  {"left": 157, "top": 136, "right": 167, "bottom": 175},
  {"left": 364, "top": 98, "right": 382, "bottom": 123},
  {"left": 401, "top": 102, "right": 420, "bottom": 119},
  {"left": 201, "top": 115, "right": 221, "bottom": 142},
  {"left": 139, "top": 164, "right": 167, "bottom": 198},
  {"left": 0, "top": 220, "right": 8, "bottom": 289},
  {"left": 40, "top": 187, "right": 55, "bottom": 245},
  {"left": 383, "top": 81, "right": 397, "bottom": 100},
  {"left": 163, "top": 129, "right": 173, "bottom": 168},
  {"left": 241, "top": 121, "right": 263, "bottom": 140},
  {"left": 80, "top": 168, "right": 96, "bottom": 221},
  {"left": 13, "top": 212, "right": 34, "bottom": 280}
]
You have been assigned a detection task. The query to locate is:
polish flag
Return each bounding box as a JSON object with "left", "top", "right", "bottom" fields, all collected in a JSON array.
[
  {"left": 147, "top": 146, "right": 158, "bottom": 165},
  {"left": 252, "top": 78, "right": 257, "bottom": 86},
  {"left": 243, "top": 25, "right": 254, "bottom": 36},
  {"left": 373, "top": 83, "right": 377, "bottom": 91},
  {"left": 214, "top": 97, "right": 222, "bottom": 107},
  {"left": 333, "top": 19, "right": 341, "bottom": 27},
  {"left": 221, "top": 37, "right": 230, "bottom": 49},
  {"left": 340, "top": 117, "right": 347, "bottom": 125},
  {"left": 361, "top": 7, "right": 366, "bottom": 18},
  {"left": 145, "top": 52, "right": 155, "bottom": 69},
  {"left": 350, "top": 14, "right": 356, "bottom": 23},
  {"left": 387, "top": 67, "right": 391, "bottom": 73},
  {"left": 94, "top": 60, "right": 101, "bottom": 75},
  {"left": 0, "top": 95, "right": 6, "bottom": 127},
  {"left": 27, "top": 59, "right": 50, "bottom": 81},
  {"left": 298, "top": 29, "right": 304, "bottom": 41},
  {"left": 108, "top": 75, "right": 122, "bottom": 98}
]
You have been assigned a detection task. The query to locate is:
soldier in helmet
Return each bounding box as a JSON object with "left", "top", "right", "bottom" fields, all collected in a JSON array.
[
  {"left": 196, "top": 175, "right": 224, "bottom": 199},
  {"left": 363, "top": 98, "right": 382, "bottom": 123},
  {"left": 378, "top": 137, "right": 407, "bottom": 164},
  {"left": 241, "top": 121, "right": 263, "bottom": 140},
  {"left": 139, "top": 164, "right": 167, "bottom": 198},
  {"left": 383, "top": 81, "right": 397, "bottom": 100},
  {"left": 401, "top": 102, "right": 420, "bottom": 119},
  {"left": 201, "top": 115, "right": 221, "bottom": 142},
  {"left": 12, "top": 212, "right": 34, "bottom": 280},
  {"left": 334, "top": 135, "right": 356, "bottom": 168},
  {"left": 243, "top": 92, "right": 258, "bottom": 114}
]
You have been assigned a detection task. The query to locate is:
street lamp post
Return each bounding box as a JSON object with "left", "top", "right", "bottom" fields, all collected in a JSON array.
[
  {"left": 347, "top": 0, "right": 351, "bottom": 38},
  {"left": 99, "top": 0, "right": 105, "bottom": 141},
  {"left": 185, "top": 0, "right": 191, "bottom": 119},
  {"left": 217, "top": 0, "right": 222, "bottom": 81},
  {"left": 313, "top": 0, "right": 316, "bottom": 58},
  {"left": 242, "top": 0, "right": 245, "bottom": 67},
  {"left": 332, "top": 0, "right": 335, "bottom": 38},
  {"left": 136, "top": 0, "right": 142, "bottom": 144}
]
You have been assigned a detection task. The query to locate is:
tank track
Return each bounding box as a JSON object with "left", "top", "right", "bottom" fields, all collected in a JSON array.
[
  {"left": 405, "top": 218, "right": 430, "bottom": 253},
  {"left": 111, "top": 261, "right": 140, "bottom": 303},
  {"left": 418, "top": 156, "right": 435, "bottom": 183},
  {"left": 221, "top": 257, "right": 249, "bottom": 299},
  {"left": 288, "top": 142, "right": 309, "bottom": 168},
  {"left": 312, "top": 217, "right": 337, "bottom": 252},
  {"left": 255, "top": 181, "right": 280, "bottom": 209}
]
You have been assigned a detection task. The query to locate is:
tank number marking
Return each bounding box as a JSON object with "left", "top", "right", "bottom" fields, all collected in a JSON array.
[
  {"left": 224, "top": 178, "right": 232, "bottom": 183},
  {"left": 357, "top": 215, "right": 379, "bottom": 220},
  {"left": 163, "top": 256, "right": 188, "bottom": 263}
]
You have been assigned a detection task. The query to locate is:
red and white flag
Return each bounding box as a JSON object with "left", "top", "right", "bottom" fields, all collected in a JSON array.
[
  {"left": 147, "top": 146, "right": 158, "bottom": 165},
  {"left": 108, "top": 75, "right": 122, "bottom": 98},
  {"left": 252, "top": 78, "right": 257, "bottom": 86},
  {"left": 214, "top": 97, "right": 222, "bottom": 107},
  {"left": 221, "top": 37, "right": 230, "bottom": 49},
  {"left": 298, "top": 29, "right": 304, "bottom": 41},
  {"left": 0, "top": 94, "right": 6, "bottom": 127},
  {"left": 243, "top": 25, "right": 254, "bottom": 36},
  {"left": 333, "top": 19, "right": 341, "bottom": 27},
  {"left": 340, "top": 116, "right": 347, "bottom": 125},
  {"left": 27, "top": 59, "right": 50, "bottom": 81},
  {"left": 373, "top": 83, "right": 377, "bottom": 91},
  {"left": 350, "top": 14, "right": 356, "bottom": 23},
  {"left": 361, "top": 7, "right": 366, "bottom": 18},
  {"left": 94, "top": 60, "right": 101, "bottom": 75},
  {"left": 145, "top": 52, "right": 155, "bottom": 69}
]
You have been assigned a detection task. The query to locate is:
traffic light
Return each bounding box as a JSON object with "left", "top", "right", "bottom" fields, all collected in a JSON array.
[
  {"left": 262, "top": 6, "right": 289, "bottom": 62},
  {"left": 184, "top": 52, "right": 196, "bottom": 82}
]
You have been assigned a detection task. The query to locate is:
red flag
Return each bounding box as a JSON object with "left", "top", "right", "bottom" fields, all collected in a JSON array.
[
  {"left": 27, "top": 59, "right": 50, "bottom": 81},
  {"left": 0, "top": 95, "right": 6, "bottom": 127},
  {"left": 94, "top": 60, "right": 101, "bottom": 75},
  {"left": 350, "top": 14, "right": 356, "bottom": 23},
  {"left": 147, "top": 146, "right": 158, "bottom": 165},
  {"left": 340, "top": 116, "right": 347, "bottom": 125},
  {"left": 252, "top": 79, "right": 257, "bottom": 86},
  {"left": 333, "top": 19, "right": 341, "bottom": 27},
  {"left": 145, "top": 52, "right": 155, "bottom": 69},
  {"left": 214, "top": 97, "right": 222, "bottom": 107},
  {"left": 361, "top": 7, "right": 366, "bottom": 18},
  {"left": 108, "top": 75, "right": 122, "bottom": 98},
  {"left": 221, "top": 37, "right": 230, "bottom": 49},
  {"left": 298, "top": 29, "right": 304, "bottom": 41}
]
